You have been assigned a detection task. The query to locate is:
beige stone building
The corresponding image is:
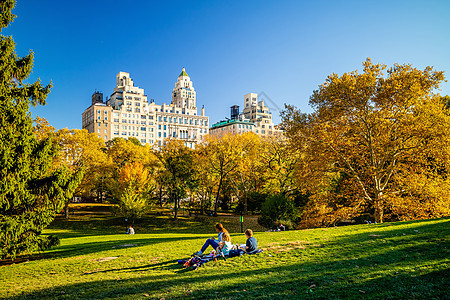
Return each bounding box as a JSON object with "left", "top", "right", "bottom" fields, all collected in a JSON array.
[
  {"left": 210, "top": 93, "right": 283, "bottom": 138},
  {"left": 82, "top": 69, "right": 209, "bottom": 148}
]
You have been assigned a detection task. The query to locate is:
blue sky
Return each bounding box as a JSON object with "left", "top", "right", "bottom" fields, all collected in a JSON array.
[{"left": 4, "top": 0, "right": 450, "bottom": 129}]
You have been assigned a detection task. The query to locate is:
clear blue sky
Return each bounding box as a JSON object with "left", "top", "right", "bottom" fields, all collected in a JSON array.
[{"left": 4, "top": 0, "right": 450, "bottom": 129}]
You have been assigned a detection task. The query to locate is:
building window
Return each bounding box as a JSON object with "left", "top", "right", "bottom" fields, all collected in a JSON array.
[
  {"left": 158, "top": 132, "right": 161, "bottom": 138},
  {"left": 163, "top": 125, "right": 166, "bottom": 130},
  {"left": 158, "top": 125, "right": 161, "bottom": 130}
]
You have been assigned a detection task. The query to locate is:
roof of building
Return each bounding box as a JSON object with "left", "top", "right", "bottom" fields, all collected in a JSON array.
[
  {"left": 211, "top": 118, "right": 254, "bottom": 129},
  {"left": 178, "top": 67, "right": 189, "bottom": 77}
]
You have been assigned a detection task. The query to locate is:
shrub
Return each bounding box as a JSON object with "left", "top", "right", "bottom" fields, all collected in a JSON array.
[{"left": 258, "top": 194, "right": 297, "bottom": 228}]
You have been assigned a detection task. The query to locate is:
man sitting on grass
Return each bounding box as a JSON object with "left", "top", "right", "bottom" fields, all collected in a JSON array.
[{"left": 239, "top": 229, "right": 257, "bottom": 254}]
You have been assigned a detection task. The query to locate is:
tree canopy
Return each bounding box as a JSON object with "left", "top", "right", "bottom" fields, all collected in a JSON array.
[
  {"left": 282, "top": 59, "right": 450, "bottom": 224},
  {"left": 0, "top": 0, "right": 83, "bottom": 259}
]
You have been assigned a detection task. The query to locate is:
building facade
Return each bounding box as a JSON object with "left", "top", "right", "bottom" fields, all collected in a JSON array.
[
  {"left": 210, "top": 93, "right": 283, "bottom": 138},
  {"left": 82, "top": 69, "right": 209, "bottom": 148}
]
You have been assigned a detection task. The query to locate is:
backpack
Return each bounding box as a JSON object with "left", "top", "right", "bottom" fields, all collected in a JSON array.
[{"left": 228, "top": 249, "right": 243, "bottom": 258}]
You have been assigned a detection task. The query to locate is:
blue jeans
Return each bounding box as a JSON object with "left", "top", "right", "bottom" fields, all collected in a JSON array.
[{"left": 201, "top": 239, "right": 219, "bottom": 253}]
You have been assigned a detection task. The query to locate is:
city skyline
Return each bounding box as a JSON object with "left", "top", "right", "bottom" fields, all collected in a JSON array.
[{"left": 4, "top": 0, "right": 450, "bottom": 130}]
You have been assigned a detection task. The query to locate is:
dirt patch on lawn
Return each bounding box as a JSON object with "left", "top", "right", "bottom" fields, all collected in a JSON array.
[{"left": 262, "top": 240, "right": 310, "bottom": 253}]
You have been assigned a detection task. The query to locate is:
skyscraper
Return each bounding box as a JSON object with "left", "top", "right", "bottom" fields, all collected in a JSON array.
[{"left": 82, "top": 69, "right": 209, "bottom": 148}]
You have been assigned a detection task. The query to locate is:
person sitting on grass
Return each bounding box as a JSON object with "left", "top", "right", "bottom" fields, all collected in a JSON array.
[
  {"left": 194, "top": 223, "right": 229, "bottom": 256},
  {"left": 218, "top": 230, "right": 232, "bottom": 255},
  {"left": 239, "top": 229, "right": 257, "bottom": 254},
  {"left": 126, "top": 225, "right": 135, "bottom": 235}
]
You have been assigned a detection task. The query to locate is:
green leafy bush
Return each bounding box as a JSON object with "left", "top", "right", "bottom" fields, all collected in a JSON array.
[{"left": 258, "top": 194, "right": 297, "bottom": 228}]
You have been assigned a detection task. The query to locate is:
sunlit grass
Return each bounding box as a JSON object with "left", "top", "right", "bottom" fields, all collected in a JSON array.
[{"left": 0, "top": 207, "right": 448, "bottom": 299}]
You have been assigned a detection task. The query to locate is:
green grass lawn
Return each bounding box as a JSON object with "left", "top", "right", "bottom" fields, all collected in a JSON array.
[{"left": 0, "top": 205, "right": 449, "bottom": 299}]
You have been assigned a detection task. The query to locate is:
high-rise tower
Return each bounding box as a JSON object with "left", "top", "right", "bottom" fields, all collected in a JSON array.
[{"left": 171, "top": 68, "right": 196, "bottom": 109}]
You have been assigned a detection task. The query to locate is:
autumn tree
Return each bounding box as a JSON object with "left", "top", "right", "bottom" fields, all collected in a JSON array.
[
  {"left": 283, "top": 59, "right": 450, "bottom": 224},
  {"left": 33, "top": 116, "right": 55, "bottom": 141},
  {"left": 107, "top": 137, "right": 157, "bottom": 169},
  {"left": 192, "top": 148, "right": 217, "bottom": 214},
  {"left": 156, "top": 140, "right": 196, "bottom": 220},
  {"left": 0, "top": 1, "right": 82, "bottom": 259},
  {"left": 226, "top": 132, "right": 264, "bottom": 214},
  {"left": 54, "top": 129, "right": 111, "bottom": 208},
  {"left": 259, "top": 137, "right": 300, "bottom": 197},
  {"left": 198, "top": 133, "right": 250, "bottom": 215},
  {"left": 114, "top": 162, "right": 154, "bottom": 224}
]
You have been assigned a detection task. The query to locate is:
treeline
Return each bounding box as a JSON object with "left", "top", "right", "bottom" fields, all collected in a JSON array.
[
  {"left": 36, "top": 60, "right": 450, "bottom": 230},
  {"left": 34, "top": 120, "right": 301, "bottom": 228},
  {"left": 37, "top": 58, "right": 450, "bottom": 231}
]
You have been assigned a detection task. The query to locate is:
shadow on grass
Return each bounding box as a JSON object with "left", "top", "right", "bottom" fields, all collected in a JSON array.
[
  {"left": 9, "top": 219, "right": 449, "bottom": 299},
  {"left": 42, "top": 236, "right": 203, "bottom": 260},
  {"left": 8, "top": 254, "right": 448, "bottom": 299}
]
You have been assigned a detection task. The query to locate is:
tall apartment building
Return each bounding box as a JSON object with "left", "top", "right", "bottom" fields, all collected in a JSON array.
[
  {"left": 82, "top": 69, "right": 209, "bottom": 148},
  {"left": 210, "top": 93, "right": 283, "bottom": 137}
]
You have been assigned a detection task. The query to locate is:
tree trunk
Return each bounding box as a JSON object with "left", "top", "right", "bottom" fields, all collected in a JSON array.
[
  {"left": 200, "top": 192, "right": 204, "bottom": 215},
  {"left": 214, "top": 175, "right": 223, "bottom": 216},
  {"left": 243, "top": 193, "right": 248, "bottom": 215},
  {"left": 374, "top": 201, "right": 384, "bottom": 223},
  {"left": 159, "top": 187, "right": 163, "bottom": 207},
  {"left": 173, "top": 196, "right": 179, "bottom": 220},
  {"left": 64, "top": 202, "right": 69, "bottom": 219}
]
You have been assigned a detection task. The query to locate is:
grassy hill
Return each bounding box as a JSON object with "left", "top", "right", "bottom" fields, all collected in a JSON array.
[{"left": 1, "top": 205, "right": 448, "bottom": 299}]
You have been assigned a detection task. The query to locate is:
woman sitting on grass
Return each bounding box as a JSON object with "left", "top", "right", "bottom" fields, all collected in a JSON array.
[
  {"left": 194, "top": 223, "right": 229, "bottom": 256},
  {"left": 218, "top": 230, "right": 232, "bottom": 255}
]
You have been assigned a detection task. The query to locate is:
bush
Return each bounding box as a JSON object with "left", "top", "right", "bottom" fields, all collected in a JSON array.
[
  {"left": 235, "top": 192, "right": 268, "bottom": 214},
  {"left": 258, "top": 194, "right": 297, "bottom": 228}
]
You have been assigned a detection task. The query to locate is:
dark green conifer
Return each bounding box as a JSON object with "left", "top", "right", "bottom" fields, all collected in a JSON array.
[{"left": 0, "top": 0, "right": 83, "bottom": 259}]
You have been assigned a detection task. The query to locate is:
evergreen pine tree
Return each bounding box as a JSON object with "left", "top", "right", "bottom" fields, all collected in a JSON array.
[{"left": 0, "top": 0, "right": 83, "bottom": 259}]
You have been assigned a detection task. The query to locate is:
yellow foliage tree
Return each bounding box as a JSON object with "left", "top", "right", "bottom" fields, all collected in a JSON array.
[
  {"left": 199, "top": 133, "right": 255, "bottom": 215},
  {"left": 283, "top": 59, "right": 450, "bottom": 224},
  {"left": 155, "top": 139, "right": 196, "bottom": 219},
  {"left": 54, "top": 129, "right": 112, "bottom": 206},
  {"left": 115, "top": 161, "right": 154, "bottom": 224}
]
